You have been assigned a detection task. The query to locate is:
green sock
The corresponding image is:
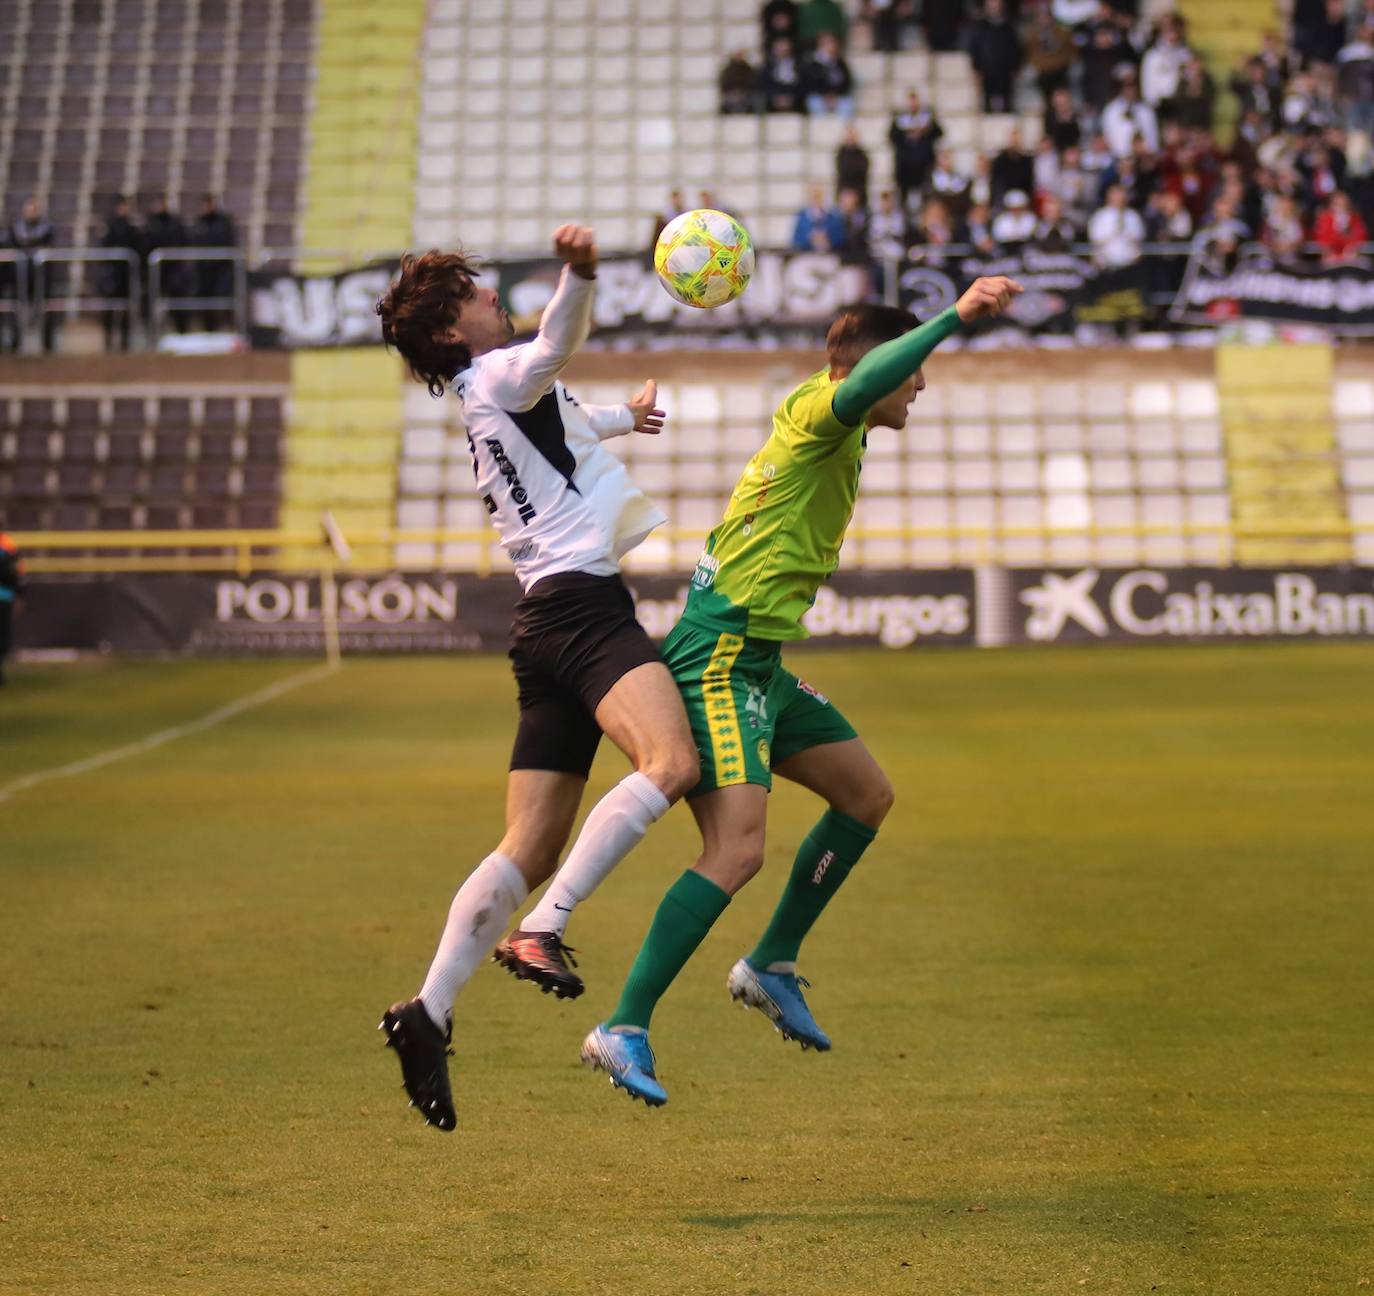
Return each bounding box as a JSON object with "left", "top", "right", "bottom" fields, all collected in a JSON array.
[
  {"left": 606, "top": 869, "right": 731, "bottom": 1031},
  {"left": 749, "top": 809, "right": 877, "bottom": 969}
]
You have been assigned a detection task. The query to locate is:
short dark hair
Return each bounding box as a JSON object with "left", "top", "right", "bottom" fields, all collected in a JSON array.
[
  {"left": 825, "top": 303, "right": 918, "bottom": 372},
  {"left": 376, "top": 250, "right": 482, "bottom": 398}
]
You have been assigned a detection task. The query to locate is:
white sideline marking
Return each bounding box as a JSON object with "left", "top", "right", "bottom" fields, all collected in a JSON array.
[{"left": 0, "top": 661, "right": 340, "bottom": 805}]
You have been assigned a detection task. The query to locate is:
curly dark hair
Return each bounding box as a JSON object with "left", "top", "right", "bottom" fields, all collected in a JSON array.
[{"left": 376, "top": 250, "right": 482, "bottom": 397}]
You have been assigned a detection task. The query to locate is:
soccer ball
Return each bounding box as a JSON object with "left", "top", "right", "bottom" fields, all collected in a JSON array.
[{"left": 653, "top": 209, "right": 755, "bottom": 309}]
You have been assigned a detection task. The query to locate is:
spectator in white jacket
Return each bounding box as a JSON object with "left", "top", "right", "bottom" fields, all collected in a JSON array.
[
  {"left": 1088, "top": 184, "right": 1146, "bottom": 266},
  {"left": 990, "top": 190, "right": 1038, "bottom": 245},
  {"left": 1101, "top": 77, "right": 1159, "bottom": 158},
  {"left": 1140, "top": 23, "right": 1192, "bottom": 107}
]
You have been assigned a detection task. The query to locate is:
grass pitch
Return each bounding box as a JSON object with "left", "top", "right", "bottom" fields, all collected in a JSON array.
[{"left": 2, "top": 645, "right": 1372, "bottom": 1296}]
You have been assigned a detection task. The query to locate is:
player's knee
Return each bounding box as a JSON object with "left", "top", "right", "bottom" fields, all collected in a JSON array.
[
  {"left": 643, "top": 742, "right": 700, "bottom": 803},
  {"left": 848, "top": 774, "right": 895, "bottom": 830},
  {"left": 704, "top": 842, "right": 765, "bottom": 894}
]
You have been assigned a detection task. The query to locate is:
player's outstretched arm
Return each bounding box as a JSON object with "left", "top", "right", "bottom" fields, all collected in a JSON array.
[
  {"left": 832, "top": 276, "right": 1022, "bottom": 427},
  {"left": 584, "top": 379, "right": 667, "bottom": 440},
  {"left": 495, "top": 224, "right": 601, "bottom": 410}
]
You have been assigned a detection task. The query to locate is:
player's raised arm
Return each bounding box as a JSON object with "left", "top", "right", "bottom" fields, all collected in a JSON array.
[
  {"left": 831, "top": 275, "right": 1022, "bottom": 427},
  {"left": 584, "top": 379, "right": 666, "bottom": 440},
  {"left": 494, "top": 224, "right": 601, "bottom": 410}
]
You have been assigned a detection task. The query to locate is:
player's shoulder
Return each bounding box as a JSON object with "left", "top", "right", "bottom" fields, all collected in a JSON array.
[
  {"left": 774, "top": 369, "right": 844, "bottom": 436},
  {"left": 784, "top": 368, "right": 838, "bottom": 404},
  {"left": 451, "top": 346, "right": 511, "bottom": 401}
]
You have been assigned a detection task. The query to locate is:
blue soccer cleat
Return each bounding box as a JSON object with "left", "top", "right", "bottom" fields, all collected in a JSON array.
[
  {"left": 580, "top": 1023, "right": 668, "bottom": 1107},
  {"left": 727, "top": 957, "right": 832, "bottom": 1052}
]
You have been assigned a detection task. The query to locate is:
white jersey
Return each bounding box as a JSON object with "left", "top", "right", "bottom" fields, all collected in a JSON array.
[{"left": 450, "top": 267, "right": 666, "bottom": 592}]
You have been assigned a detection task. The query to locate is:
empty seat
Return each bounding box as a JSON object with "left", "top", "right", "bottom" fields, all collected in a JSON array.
[
  {"left": 198, "top": 430, "right": 238, "bottom": 464},
  {"left": 106, "top": 429, "right": 146, "bottom": 463},
  {"left": 98, "top": 504, "right": 137, "bottom": 530},
  {"left": 203, "top": 395, "right": 239, "bottom": 426},
  {"left": 102, "top": 462, "right": 144, "bottom": 495},
  {"left": 57, "top": 463, "right": 100, "bottom": 495},
  {"left": 62, "top": 431, "right": 101, "bottom": 464}
]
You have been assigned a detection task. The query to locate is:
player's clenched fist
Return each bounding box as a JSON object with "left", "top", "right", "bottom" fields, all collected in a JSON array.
[
  {"left": 955, "top": 275, "right": 1023, "bottom": 323},
  {"left": 553, "top": 224, "right": 598, "bottom": 279}
]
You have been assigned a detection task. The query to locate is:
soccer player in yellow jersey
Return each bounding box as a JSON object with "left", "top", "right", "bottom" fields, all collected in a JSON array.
[{"left": 582, "top": 275, "right": 1022, "bottom": 1105}]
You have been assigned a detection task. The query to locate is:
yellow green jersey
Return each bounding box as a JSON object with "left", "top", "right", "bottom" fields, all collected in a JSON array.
[{"left": 683, "top": 369, "right": 867, "bottom": 642}]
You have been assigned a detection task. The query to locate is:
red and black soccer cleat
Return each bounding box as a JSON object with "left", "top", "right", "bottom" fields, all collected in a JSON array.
[{"left": 492, "top": 930, "right": 585, "bottom": 1000}]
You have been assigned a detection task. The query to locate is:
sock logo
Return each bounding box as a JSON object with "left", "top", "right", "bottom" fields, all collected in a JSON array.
[{"left": 811, "top": 849, "right": 835, "bottom": 886}]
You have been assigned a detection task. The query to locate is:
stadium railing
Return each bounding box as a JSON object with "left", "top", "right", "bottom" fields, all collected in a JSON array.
[
  {"left": 9, "top": 522, "right": 1363, "bottom": 577},
  {"left": 146, "top": 249, "right": 248, "bottom": 341},
  {"left": 8, "top": 247, "right": 242, "bottom": 350},
  {"left": 0, "top": 250, "right": 29, "bottom": 343},
  {"left": 30, "top": 249, "right": 141, "bottom": 344}
]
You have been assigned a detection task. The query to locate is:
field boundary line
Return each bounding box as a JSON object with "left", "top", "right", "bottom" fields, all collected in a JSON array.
[{"left": 0, "top": 661, "right": 340, "bottom": 805}]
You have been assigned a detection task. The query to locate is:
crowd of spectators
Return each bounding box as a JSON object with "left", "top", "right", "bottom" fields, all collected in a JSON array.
[
  {"left": 725, "top": 0, "right": 1374, "bottom": 283},
  {"left": 722, "top": 0, "right": 860, "bottom": 117},
  {"left": 0, "top": 193, "right": 238, "bottom": 352}
]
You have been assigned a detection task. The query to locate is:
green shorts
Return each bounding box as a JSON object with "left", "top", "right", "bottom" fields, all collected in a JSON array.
[{"left": 661, "top": 618, "right": 858, "bottom": 797}]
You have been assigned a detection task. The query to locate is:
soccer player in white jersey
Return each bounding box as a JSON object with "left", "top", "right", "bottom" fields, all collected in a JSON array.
[{"left": 374, "top": 226, "right": 699, "bottom": 1130}]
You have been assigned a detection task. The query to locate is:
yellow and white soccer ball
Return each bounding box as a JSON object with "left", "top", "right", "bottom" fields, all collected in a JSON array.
[{"left": 653, "top": 208, "right": 755, "bottom": 309}]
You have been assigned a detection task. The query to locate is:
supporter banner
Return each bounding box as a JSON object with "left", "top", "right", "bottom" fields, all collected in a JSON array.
[
  {"left": 495, "top": 252, "right": 873, "bottom": 343},
  {"left": 503, "top": 249, "right": 1150, "bottom": 345},
  {"left": 247, "top": 249, "right": 1162, "bottom": 349},
  {"left": 17, "top": 569, "right": 977, "bottom": 655},
  {"left": 1169, "top": 246, "right": 1374, "bottom": 336},
  {"left": 1009, "top": 567, "right": 1374, "bottom": 643},
  {"left": 248, "top": 259, "right": 401, "bottom": 349},
  {"left": 898, "top": 248, "right": 1150, "bottom": 336}
]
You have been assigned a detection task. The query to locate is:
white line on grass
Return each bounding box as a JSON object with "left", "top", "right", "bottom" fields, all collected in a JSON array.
[{"left": 0, "top": 661, "right": 340, "bottom": 805}]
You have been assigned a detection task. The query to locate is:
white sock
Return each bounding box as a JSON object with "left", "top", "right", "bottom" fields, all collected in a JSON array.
[
  {"left": 418, "top": 852, "right": 528, "bottom": 1031},
  {"left": 521, "top": 772, "right": 671, "bottom": 938}
]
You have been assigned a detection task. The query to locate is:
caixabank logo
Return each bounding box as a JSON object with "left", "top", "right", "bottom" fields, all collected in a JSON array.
[{"left": 1013, "top": 568, "right": 1374, "bottom": 642}]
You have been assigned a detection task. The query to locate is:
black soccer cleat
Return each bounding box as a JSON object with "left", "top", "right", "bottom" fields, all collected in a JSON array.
[
  {"left": 379, "top": 998, "right": 457, "bottom": 1132},
  {"left": 492, "top": 930, "right": 585, "bottom": 1000}
]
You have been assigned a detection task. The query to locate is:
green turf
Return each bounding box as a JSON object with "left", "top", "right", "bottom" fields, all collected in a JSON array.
[{"left": 2, "top": 645, "right": 1372, "bottom": 1296}]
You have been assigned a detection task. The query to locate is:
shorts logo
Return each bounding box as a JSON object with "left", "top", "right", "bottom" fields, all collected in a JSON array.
[
  {"left": 796, "top": 678, "right": 830, "bottom": 706},
  {"left": 744, "top": 684, "right": 769, "bottom": 730},
  {"left": 757, "top": 738, "right": 771, "bottom": 769},
  {"left": 811, "top": 849, "right": 835, "bottom": 885}
]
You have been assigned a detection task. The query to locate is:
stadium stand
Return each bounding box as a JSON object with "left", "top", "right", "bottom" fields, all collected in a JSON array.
[
  {"left": 272, "top": 0, "right": 423, "bottom": 568},
  {"left": 381, "top": 0, "right": 1374, "bottom": 574},
  {"left": 0, "top": 384, "right": 285, "bottom": 533},
  {"left": 0, "top": 0, "right": 313, "bottom": 253},
  {"left": 4, "top": 0, "right": 1374, "bottom": 577},
  {"left": 393, "top": 356, "right": 1243, "bottom": 574},
  {"left": 281, "top": 348, "right": 403, "bottom": 571},
  {"left": 1175, "top": 0, "right": 1272, "bottom": 137},
  {"left": 411, "top": 0, "right": 1036, "bottom": 255},
  {"left": 300, "top": 0, "right": 424, "bottom": 265}
]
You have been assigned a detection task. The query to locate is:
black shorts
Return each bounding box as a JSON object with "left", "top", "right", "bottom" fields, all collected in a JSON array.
[{"left": 508, "top": 572, "right": 662, "bottom": 778}]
